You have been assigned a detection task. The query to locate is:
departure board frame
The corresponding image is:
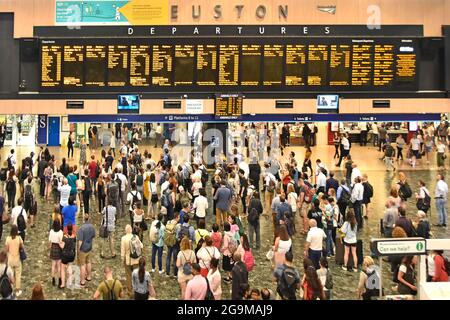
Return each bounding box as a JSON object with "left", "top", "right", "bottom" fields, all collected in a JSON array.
[{"left": 39, "top": 37, "right": 420, "bottom": 93}]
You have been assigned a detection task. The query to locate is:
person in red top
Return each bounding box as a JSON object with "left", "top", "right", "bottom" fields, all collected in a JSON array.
[
  {"left": 210, "top": 223, "right": 222, "bottom": 250},
  {"left": 433, "top": 250, "right": 450, "bottom": 282},
  {"left": 88, "top": 155, "right": 98, "bottom": 193}
]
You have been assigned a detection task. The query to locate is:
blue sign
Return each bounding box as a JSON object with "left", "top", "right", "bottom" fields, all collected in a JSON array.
[
  {"left": 68, "top": 113, "right": 441, "bottom": 123},
  {"left": 37, "top": 115, "right": 48, "bottom": 145}
]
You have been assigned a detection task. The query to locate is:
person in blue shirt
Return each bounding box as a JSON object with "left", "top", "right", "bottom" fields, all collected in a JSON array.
[
  {"left": 177, "top": 215, "right": 195, "bottom": 243},
  {"left": 62, "top": 195, "right": 77, "bottom": 233},
  {"left": 277, "top": 195, "right": 292, "bottom": 226},
  {"left": 326, "top": 172, "right": 339, "bottom": 194}
]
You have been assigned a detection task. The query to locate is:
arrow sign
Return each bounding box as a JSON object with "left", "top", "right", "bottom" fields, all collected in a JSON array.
[{"left": 119, "top": 0, "right": 169, "bottom": 25}]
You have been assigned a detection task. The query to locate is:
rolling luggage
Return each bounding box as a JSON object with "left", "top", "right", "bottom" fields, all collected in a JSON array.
[{"left": 335, "top": 238, "right": 363, "bottom": 268}]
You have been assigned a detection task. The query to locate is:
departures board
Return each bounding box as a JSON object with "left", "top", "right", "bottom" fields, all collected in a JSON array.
[{"left": 40, "top": 38, "right": 419, "bottom": 92}]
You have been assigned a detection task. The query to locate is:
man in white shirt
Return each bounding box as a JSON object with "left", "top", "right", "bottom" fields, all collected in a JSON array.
[
  {"left": 316, "top": 168, "right": 327, "bottom": 194},
  {"left": 58, "top": 178, "right": 72, "bottom": 210},
  {"left": 263, "top": 170, "right": 277, "bottom": 216},
  {"left": 350, "top": 163, "right": 361, "bottom": 187},
  {"left": 193, "top": 188, "right": 208, "bottom": 220},
  {"left": 304, "top": 219, "right": 326, "bottom": 269},
  {"left": 116, "top": 168, "right": 128, "bottom": 218},
  {"left": 409, "top": 133, "right": 421, "bottom": 167},
  {"left": 435, "top": 174, "right": 449, "bottom": 227},
  {"left": 351, "top": 176, "right": 365, "bottom": 228},
  {"left": 336, "top": 134, "right": 350, "bottom": 167},
  {"left": 6, "top": 149, "right": 16, "bottom": 171},
  {"left": 155, "top": 123, "right": 163, "bottom": 148}
]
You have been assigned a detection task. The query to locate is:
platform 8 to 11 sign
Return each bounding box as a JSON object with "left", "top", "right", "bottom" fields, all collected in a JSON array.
[{"left": 371, "top": 238, "right": 427, "bottom": 257}]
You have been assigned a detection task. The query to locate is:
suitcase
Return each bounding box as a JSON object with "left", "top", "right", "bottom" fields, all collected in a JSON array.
[
  {"left": 335, "top": 237, "right": 345, "bottom": 265},
  {"left": 335, "top": 238, "right": 363, "bottom": 268}
]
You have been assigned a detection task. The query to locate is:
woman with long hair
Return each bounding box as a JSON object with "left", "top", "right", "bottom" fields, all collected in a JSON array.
[
  {"left": 207, "top": 257, "right": 222, "bottom": 300},
  {"left": 176, "top": 237, "right": 197, "bottom": 299},
  {"left": 67, "top": 131, "right": 74, "bottom": 159},
  {"left": 60, "top": 223, "right": 76, "bottom": 289},
  {"left": 30, "top": 282, "right": 45, "bottom": 300},
  {"left": 302, "top": 265, "right": 325, "bottom": 300},
  {"left": 5, "top": 225, "right": 24, "bottom": 297},
  {"left": 273, "top": 225, "right": 292, "bottom": 269},
  {"left": 147, "top": 172, "right": 158, "bottom": 219},
  {"left": 79, "top": 137, "right": 87, "bottom": 166},
  {"left": 49, "top": 219, "right": 63, "bottom": 287},
  {"left": 96, "top": 174, "right": 106, "bottom": 215},
  {"left": 132, "top": 257, "right": 156, "bottom": 300},
  {"left": 397, "top": 255, "right": 418, "bottom": 295},
  {"left": 388, "top": 186, "right": 402, "bottom": 208},
  {"left": 340, "top": 209, "right": 358, "bottom": 272},
  {"left": 44, "top": 162, "right": 53, "bottom": 201}
]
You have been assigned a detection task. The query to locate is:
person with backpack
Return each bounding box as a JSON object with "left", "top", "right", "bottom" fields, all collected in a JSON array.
[
  {"left": 132, "top": 257, "right": 156, "bottom": 300},
  {"left": 60, "top": 223, "right": 76, "bottom": 289},
  {"left": 0, "top": 250, "right": 15, "bottom": 300},
  {"left": 127, "top": 182, "right": 142, "bottom": 225},
  {"left": 100, "top": 203, "right": 117, "bottom": 259},
  {"left": 236, "top": 234, "right": 255, "bottom": 273},
  {"left": 415, "top": 180, "right": 431, "bottom": 214},
  {"left": 164, "top": 213, "right": 180, "bottom": 278},
  {"left": 383, "top": 141, "right": 396, "bottom": 171},
  {"left": 194, "top": 219, "right": 210, "bottom": 250},
  {"left": 120, "top": 224, "right": 142, "bottom": 298},
  {"left": 176, "top": 236, "right": 197, "bottom": 299},
  {"left": 115, "top": 166, "right": 128, "bottom": 218},
  {"left": 297, "top": 177, "right": 313, "bottom": 234},
  {"left": 197, "top": 235, "right": 220, "bottom": 278},
  {"left": 362, "top": 174, "right": 373, "bottom": 220},
  {"left": 397, "top": 172, "right": 412, "bottom": 202},
  {"left": 5, "top": 225, "right": 23, "bottom": 297},
  {"left": 274, "top": 251, "right": 300, "bottom": 300},
  {"left": 93, "top": 266, "right": 124, "bottom": 300},
  {"left": 150, "top": 215, "right": 165, "bottom": 274},
  {"left": 231, "top": 251, "right": 249, "bottom": 300},
  {"left": 357, "top": 256, "right": 382, "bottom": 300},
  {"left": 247, "top": 192, "right": 263, "bottom": 250},
  {"left": 11, "top": 198, "right": 26, "bottom": 242},
  {"left": 396, "top": 255, "right": 417, "bottom": 295}
]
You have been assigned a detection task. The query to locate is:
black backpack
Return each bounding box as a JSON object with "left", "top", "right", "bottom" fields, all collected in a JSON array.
[
  {"left": 338, "top": 187, "right": 351, "bottom": 205},
  {"left": 0, "top": 267, "right": 13, "bottom": 299},
  {"left": 278, "top": 266, "right": 297, "bottom": 299},
  {"left": 247, "top": 208, "right": 259, "bottom": 226},
  {"left": 399, "top": 182, "right": 412, "bottom": 200},
  {"left": 0, "top": 168, "right": 7, "bottom": 182},
  {"left": 17, "top": 208, "right": 26, "bottom": 231},
  {"left": 62, "top": 236, "right": 76, "bottom": 261},
  {"left": 24, "top": 184, "right": 33, "bottom": 205},
  {"left": 104, "top": 280, "right": 118, "bottom": 300},
  {"left": 84, "top": 177, "right": 92, "bottom": 193},
  {"left": 178, "top": 225, "right": 190, "bottom": 241},
  {"left": 365, "top": 182, "right": 374, "bottom": 199},
  {"left": 6, "top": 155, "right": 13, "bottom": 170},
  {"left": 130, "top": 191, "right": 140, "bottom": 207}
]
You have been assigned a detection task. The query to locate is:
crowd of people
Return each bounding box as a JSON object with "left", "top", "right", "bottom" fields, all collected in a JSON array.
[{"left": 0, "top": 121, "right": 449, "bottom": 301}]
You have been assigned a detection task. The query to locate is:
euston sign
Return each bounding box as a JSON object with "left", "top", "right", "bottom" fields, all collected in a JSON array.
[{"left": 371, "top": 238, "right": 427, "bottom": 257}]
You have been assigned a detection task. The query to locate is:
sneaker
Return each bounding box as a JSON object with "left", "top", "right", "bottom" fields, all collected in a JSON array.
[
  {"left": 341, "top": 266, "right": 347, "bottom": 271},
  {"left": 352, "top": 268, "right": 358, "bottom": 273},
  {"left": 159, "top": 270, "right": 165, "bottom": 275},
  {"left": 151, "top": 269, "right": 155, "bottom": 273},
  {"left": 16, "top": 290, "right": 22, "bottom": 297}
]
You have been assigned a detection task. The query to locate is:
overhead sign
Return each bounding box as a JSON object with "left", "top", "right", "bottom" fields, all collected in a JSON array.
[
  {"left": 371, "top": 238, "right": 427, "bottom": 257},
  {"left": 37, "top": 114, "right": 48, "bottom": 145},
  {"left": 55, "top": 0, "right": 169, "bottom": 26},
  {"left": 68, "top": 113, "right": 441, "bottom": 123},
  {"left": 186, "top": 100, "right": 204, "bottom": 114}
]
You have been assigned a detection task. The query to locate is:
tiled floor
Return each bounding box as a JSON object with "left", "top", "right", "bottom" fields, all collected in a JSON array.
[{"left": 0, "top": 141, "right": 448, "bottom": 300}]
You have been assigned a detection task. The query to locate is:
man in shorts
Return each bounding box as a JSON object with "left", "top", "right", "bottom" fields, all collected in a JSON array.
[{"left": 77, "top": 214, "right": 96, "bottom": 287}]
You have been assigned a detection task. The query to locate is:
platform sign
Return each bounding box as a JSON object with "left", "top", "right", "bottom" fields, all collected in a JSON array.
[{"left": 371, "top": 238, "right": 427, "bottom": 257}]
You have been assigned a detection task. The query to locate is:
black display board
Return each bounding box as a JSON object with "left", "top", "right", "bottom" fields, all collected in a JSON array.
[
  {"left": 215, "top": 94, "right": 243, "bottom": 119},
  {"left": 39, "top": 37, "right": 420, "bottom": 93}
]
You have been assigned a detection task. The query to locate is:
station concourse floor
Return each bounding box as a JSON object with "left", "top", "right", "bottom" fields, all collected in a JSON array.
[{"left": 0, "top": 141, "right": 448, "bottom": 300}]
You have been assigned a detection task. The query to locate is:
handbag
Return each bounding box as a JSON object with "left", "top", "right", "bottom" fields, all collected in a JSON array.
[
  {"left": 19, "top": 245, "right": 27, "bottom": 261},
  {"left": 204, "top": 277, "right": 215, "bottom": 300},
  {"left": 99, "top": 208, "right": 109, "bottom": 238},
  {"left": 266, "top": 248, "right": 274, "bottom": 261}
]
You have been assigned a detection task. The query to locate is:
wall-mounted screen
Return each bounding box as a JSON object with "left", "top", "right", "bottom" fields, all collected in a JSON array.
[
  {"left": 317, "top": 94, "right": 339, "bottom": 113},
  {"left": 117, "top": 94, "right": 140, "bottom": 114}
]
